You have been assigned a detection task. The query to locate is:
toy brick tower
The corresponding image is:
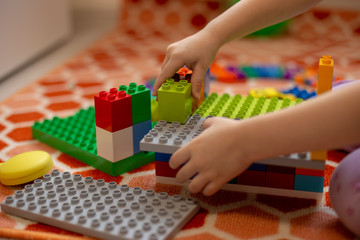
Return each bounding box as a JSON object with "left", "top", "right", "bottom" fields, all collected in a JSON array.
[{"left": 94, "top": 83, "right": 151, "bottom": 162}]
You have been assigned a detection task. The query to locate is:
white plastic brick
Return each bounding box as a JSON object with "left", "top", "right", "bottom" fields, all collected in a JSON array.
[
  {"left": 96, "top": 126, "right": 134, "bottom": 162},
  {"left": 1, "top": 170, "right": 200, "bottom": 240}
]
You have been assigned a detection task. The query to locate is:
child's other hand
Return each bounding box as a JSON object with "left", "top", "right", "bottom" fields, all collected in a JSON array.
[
  {"left": 169, "top": 117, "right": 252, "bottom": 196},
  {"left": 153, "top": 30, "right": 220, "bottom": 99}
]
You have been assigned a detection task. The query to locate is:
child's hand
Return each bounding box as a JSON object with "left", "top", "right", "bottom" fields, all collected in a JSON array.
[
  {"left": 153, "top": 30, "right": 220, "bottom": 99},
  {"left": 169, "top": 117, "right": 253, "bottom": 196}
]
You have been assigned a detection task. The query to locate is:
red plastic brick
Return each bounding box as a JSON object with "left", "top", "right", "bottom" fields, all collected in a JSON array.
[
  {"left": 266, "top": 172, "right": 295, "bottom": 190},
  {"left": 295, "top": 168, "right": 325, "bottom": 177},
  {"left": 94, "top": 88, "right": 132, "bottom": 132},
  {"left": 155, "top": 161, "right": 179, "bottom": 177},
  {"left": 267, "top": 165, "right": 295, "bottom": 174},
  {"left": 237, "top": 170, "right": 266, "bottom": 187}
]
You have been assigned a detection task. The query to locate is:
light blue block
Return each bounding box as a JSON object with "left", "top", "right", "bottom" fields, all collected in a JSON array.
[
  {"left": 133, "top": 120, "right": 152, "bottom": 154},
  {"left": 294, "top": 175, "right": 324, "bottom": 192}
]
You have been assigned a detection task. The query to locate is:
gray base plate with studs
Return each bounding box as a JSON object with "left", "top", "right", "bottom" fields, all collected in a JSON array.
[{"left": 1, "top": 170, "right": 200, "bottom": 240}]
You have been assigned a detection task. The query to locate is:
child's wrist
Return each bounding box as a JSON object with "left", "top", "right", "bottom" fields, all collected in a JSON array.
[
  {"left": 200, "top": 24, "right": 224, "bottom": 50},
  {"left": 233, "top": 119, "right": 262, "bottom": 165}
]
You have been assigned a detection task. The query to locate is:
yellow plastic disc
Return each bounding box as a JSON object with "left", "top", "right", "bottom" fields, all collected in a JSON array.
[{"left": 0, "top": 151, "right": 53, "bottom": 185}]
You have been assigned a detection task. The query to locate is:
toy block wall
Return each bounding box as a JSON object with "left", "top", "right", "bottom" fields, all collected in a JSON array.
[{"left": 94, "top": 83, "right": 152, "bottom": 162}]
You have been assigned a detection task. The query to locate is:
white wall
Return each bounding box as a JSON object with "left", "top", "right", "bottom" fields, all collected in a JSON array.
[
  {"left": 70, "top": 0, "right": 121, "bottom": 12},
  {"left": 0, "top": 0, "right": 72, "bottom": 80}
]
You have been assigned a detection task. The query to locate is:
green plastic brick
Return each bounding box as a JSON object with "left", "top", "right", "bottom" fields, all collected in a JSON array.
[
  {"left": 151, "top": 98, "right": 159, "bottom": 122},
  {"left": 195, "top": 93, "right": 302, "bottom": 119},
  {"left": 119, "top": 83, "right": 151, "bottom": 125},
  {"left": 32, "top": 107, "right": 154, "bottom": 176},
  {"left": 158, "top": 79, "right": 192, "bottom": 124}
]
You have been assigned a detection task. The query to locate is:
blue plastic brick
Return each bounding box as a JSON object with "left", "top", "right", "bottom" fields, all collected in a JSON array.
[
  {"left": 247, "top": 163, "right": 267, "bottom": 172},
  {"left": 1, "top": 170, "right": 200, "bottom": 240},
  {"left": 133, "top": 120, "right": 152, "bottom": 154},
  {"left": 282, "top": 86, "right": 316, "bottom": 100},
  {"left": 294, "top": 175, "right": 324, "bottom": 193},
  {"left": 155, "top": 153, "right": 172, "bottom": 162}
]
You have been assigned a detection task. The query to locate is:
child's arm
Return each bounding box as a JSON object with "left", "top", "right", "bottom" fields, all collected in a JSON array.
[
  {"left": 153, "top": 0, "right": 321, "bottom": 98},
  {"left": 170, "top": 82, "right": 360, "bottom": 196}
]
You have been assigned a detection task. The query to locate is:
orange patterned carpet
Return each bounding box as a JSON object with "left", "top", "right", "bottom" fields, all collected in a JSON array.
[{"left": 1, "top": 0, "right": 360, "bottom": 239}]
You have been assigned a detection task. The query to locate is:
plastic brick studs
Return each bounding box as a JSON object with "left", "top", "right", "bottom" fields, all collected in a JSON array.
[
  {"left": 1, "top": 170, "right": 200, "bottom": 240},
  {"left": 140, "top": 115, "right": 203, "bottom": 154},
  {"left": 94, "top": 88, "right": 132, "bottom": 132}
]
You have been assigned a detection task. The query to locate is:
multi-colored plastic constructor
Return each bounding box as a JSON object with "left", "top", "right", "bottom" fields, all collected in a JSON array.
[
  {"left": 141, "top": 56, "right": 334, "bottom": 199},
  {"left": 32, "top": 107, "right": 154, "bottom": 176},
  {"left": 140, "top": 96, "right": 325, "bottom": 199},
  {"left": 209, "top": 63, "right": 305, "bottom": 83},
  {"left": 249, "top": 86, "right": 316, "bottom": 100},
  {"left": 1, "top": 170, "right": 200, "bottom": 240},
  {"left": 94, "top": 83, "right": 152, "bottom": 162}
]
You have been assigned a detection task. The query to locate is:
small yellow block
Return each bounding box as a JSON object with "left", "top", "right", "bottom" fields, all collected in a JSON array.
[
  {"left": 0, "top": 151, "right": 53, "bottom": 185},
  {"left": 311, "top": 150, "right": 327, "bottom": 161}
]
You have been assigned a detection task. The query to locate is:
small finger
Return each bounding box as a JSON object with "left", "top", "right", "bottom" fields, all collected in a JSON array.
[
  {"left": 187, "top": 174, "right": 209, "bottom": 194},
  {"left": 175, "top": 162, "right": 198, "bottom": 183},
  {"left": 169, "top": 146, "right": 190, "bottom": 169},
  {"left": 203, "top": 117, "right": 216, "bottom": 129},
  {"left": 153, "top": 58, "right": 183, "bottom": 96},
  {"left": 190, "top": 65, "right": 207, "bottom": 99},
  {"left": 202, "top": 180, "right": 223, "bottom": 196}
]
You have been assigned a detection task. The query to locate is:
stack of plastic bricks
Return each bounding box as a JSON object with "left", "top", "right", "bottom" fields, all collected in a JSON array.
[
  {"left": 1, "top": 169, "right": 200, "bottom": 240},
  {"left": 94, "top": 83, "right": 152, "bottom": 161},
  {"left": 141, "top": 94, "right": 325, "bottom": 199},
  {"left": 32, "top": 83, "right": 154, "bottom": 176}
]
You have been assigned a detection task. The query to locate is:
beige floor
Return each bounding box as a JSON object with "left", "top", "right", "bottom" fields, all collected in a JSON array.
[{"left": 0, "top": 10, "right": 118, "bottom": 102}]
